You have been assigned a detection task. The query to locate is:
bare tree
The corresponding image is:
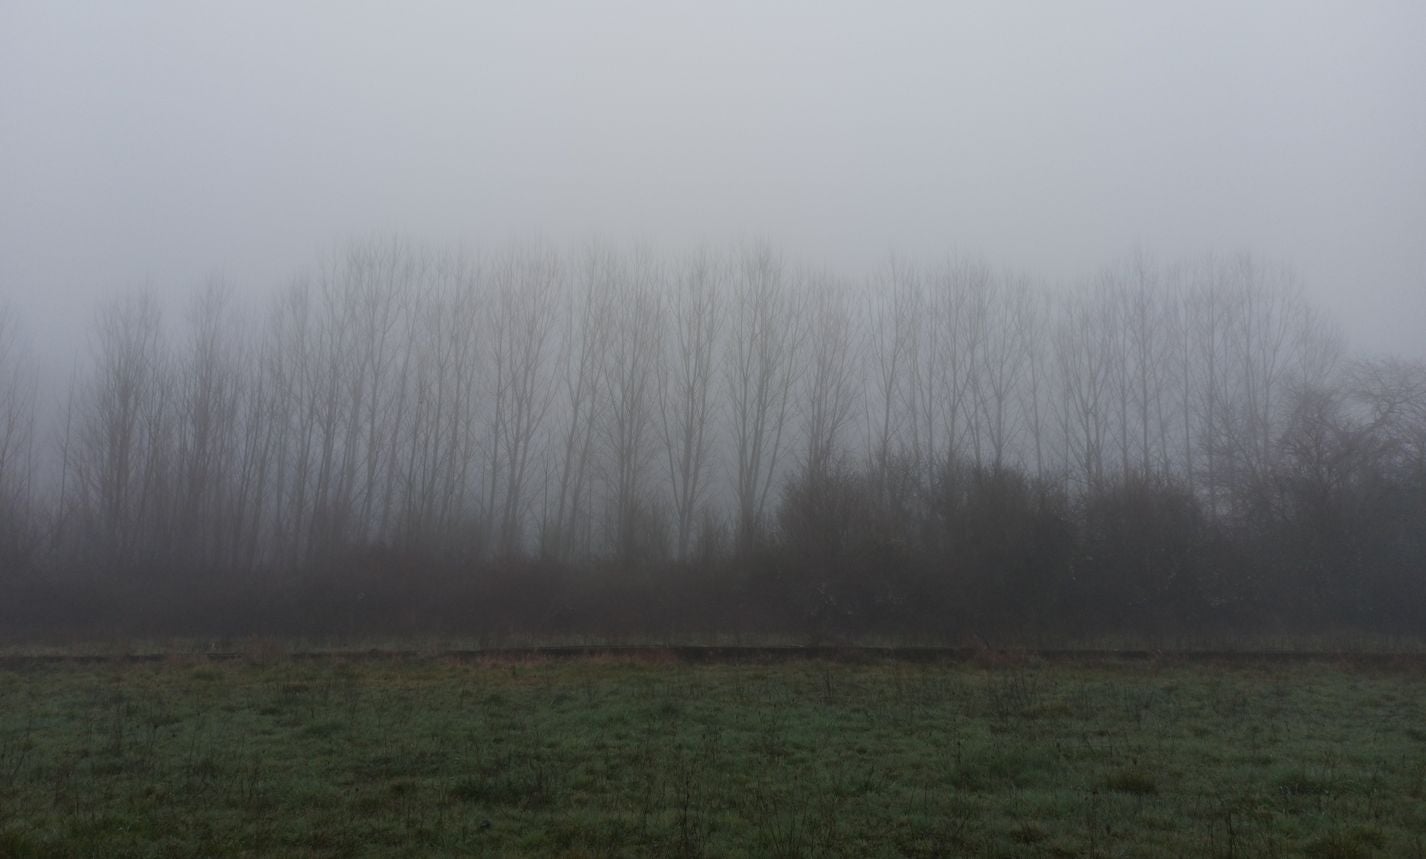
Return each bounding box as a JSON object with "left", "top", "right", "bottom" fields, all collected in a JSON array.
[
  {"left": 1183, "top": 254, "right": 1338, "bottom": 518},
  {"left": 397, "top": 255, "right": 482, "bottom": 552},
  {"left": 542, "top": 245, "right": 616, "bottom": 562},
  {"left": 1012, "top": 281, "right": 1052, "bottom": 481},
  {"left": 800, "top": 271, "right": 861, "bottom": 483},
  {"left": 482, "top": 245, "right": 562, "bottom": 558},
  {"left": 343, "top": 239, "right": 421, "bottom": 543},
  {"left": 1118, "top": 251, "right": 1173, "bottom": 474},
  {"left": 172, "top": 280, "right": 247, "bottom": 570},
  {"left": 73, "top": 292, "right": 172, "bottom": 571},
  {"left": 0, "top": 304, "right": 39, "bottom": 574},
  {"left": 1183, "top": 256, "right": 1233, "bottom": 515},
  {"left": 927, "top": 258, "right": 984, "bottom": 468},
  {"left": 226, "top": 322, "right": 279, "bottom": 573},
  {"left": 725, "top": 243, "right": 805, "bottom": 551},
  {"left": 601, "top": 248, "right": 665, "bottom": 564},
  {"left": 1055, "top": 286, "right": 1115, "bottom": 489},
  {"left": 265, "top": 270, "right": 365, "bottom": 568},
  {"left": 864, "top": 260, "right": 913, "bottom": 495},
  {"left": 656, "top": 249, "right": 725, "bottom": 561},
  {"left": 973, "top": 272, "right": 1030, "bottom": 471},
  {"left": 1348, "top": 358, "right": 1426, "bottom": 473}
]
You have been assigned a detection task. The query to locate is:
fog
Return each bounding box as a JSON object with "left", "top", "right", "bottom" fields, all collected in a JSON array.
[
  {"left": 3, "top": 2, "right": 1424, "bottom": 370},
  {"left": 3, "top": 4, "right": 1426, "bottom": 641}
]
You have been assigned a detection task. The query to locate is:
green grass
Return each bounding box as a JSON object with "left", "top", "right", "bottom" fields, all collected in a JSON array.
[{"left": 1, "top": 654, "right": 1424, "bottom": 857}]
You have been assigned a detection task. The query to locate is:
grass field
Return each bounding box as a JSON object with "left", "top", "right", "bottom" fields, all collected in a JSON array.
[{"left": 1, "top": 651, "right": 1424, "bottom": 857}]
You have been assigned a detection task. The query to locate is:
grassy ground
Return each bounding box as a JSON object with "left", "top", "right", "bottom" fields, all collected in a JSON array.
[{"left": 1, "top": 653, "right": 1423, "bottom": 857}]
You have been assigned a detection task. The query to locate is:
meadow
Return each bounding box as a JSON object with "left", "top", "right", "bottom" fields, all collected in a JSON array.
[{"left": 1, "top": 650, "right": 1423, "bottom": 857}]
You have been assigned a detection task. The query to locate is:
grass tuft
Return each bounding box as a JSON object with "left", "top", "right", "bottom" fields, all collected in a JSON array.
[{"left": 1104, "top": 767, "right": 1158, "bottom": 795}]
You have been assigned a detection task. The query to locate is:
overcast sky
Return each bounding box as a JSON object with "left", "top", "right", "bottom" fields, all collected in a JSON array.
[{"left": 2, "top": 1, "right": 1423, "bottom": 368}]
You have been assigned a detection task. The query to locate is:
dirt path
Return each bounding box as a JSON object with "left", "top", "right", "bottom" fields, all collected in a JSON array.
[{"left": 3, "top": 644, "right": 1424, "bottom": 668}]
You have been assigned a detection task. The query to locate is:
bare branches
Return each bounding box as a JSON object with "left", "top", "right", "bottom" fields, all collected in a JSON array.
[
  {"left": 9, "top": 239, "right": 1419, "bottom": 641},
  {"left": 800, "top": 270, "right": 860, "bottom": 483},
  {"left": 0, "top": 305, "right": 40, "bottom": 574},
  {"left": 601, "top": 248, "right": 665, "bottom": 564},
  {"left": 657, "top": 250, "right": 725, "bottom": 562},
  {"left": 484, "top": 242, "right": 562, "bottom": 558},
  {"left": 725, "top": 243, "right": 806, "bottom": 552},
  {"left": 73, "top": 292, "right": 171, "bottom": 570}
]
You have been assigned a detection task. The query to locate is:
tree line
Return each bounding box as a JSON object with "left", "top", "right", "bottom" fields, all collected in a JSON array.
[{"left": 1, "top": 239, "right": 1423, "bottom": 640}]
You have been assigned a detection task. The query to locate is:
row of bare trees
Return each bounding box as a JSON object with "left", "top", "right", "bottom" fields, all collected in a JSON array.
[{"left": 1, "top": 240, "right": 1422, "bottom": 638}]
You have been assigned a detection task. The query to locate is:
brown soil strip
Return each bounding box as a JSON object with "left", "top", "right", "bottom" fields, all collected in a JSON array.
[{"left": 2, "top": 645, "right": 1423, "bottom": 669}]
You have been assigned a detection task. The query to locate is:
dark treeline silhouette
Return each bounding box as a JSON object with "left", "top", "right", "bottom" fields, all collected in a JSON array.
[{"left": 1, "top": 239, "right": 1423, "bottom": 641}]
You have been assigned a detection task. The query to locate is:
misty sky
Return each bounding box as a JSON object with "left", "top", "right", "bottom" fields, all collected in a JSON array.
[{"left": 2, "top": 1, "right": 1423, "bottom": 368}]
